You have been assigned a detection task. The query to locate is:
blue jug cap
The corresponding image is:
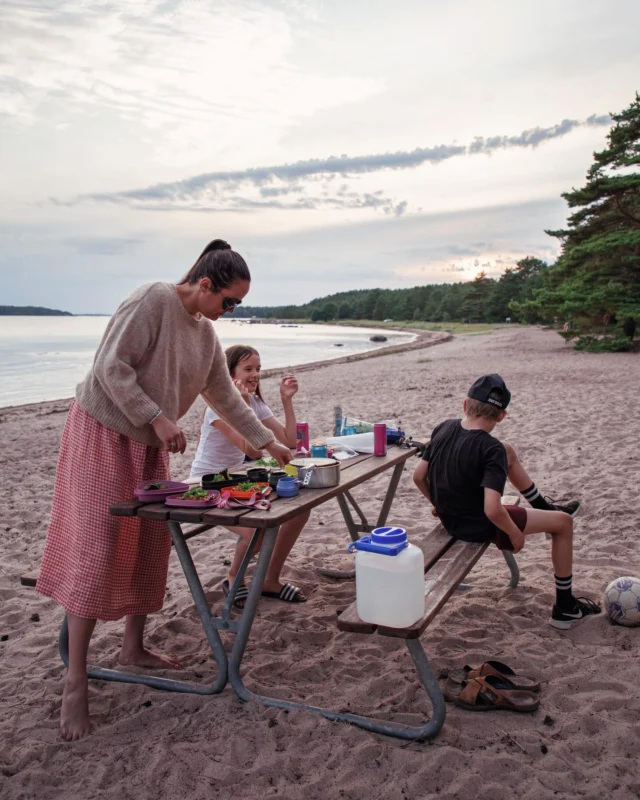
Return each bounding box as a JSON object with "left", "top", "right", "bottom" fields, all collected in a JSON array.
[{"left": 348, "top": 526, "right": 408, "bottom": 556}]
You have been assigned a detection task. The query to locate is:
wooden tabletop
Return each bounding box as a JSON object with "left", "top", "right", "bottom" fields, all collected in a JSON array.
[{"left": 109, "top": 445, "right": 418, "bottom": 528}]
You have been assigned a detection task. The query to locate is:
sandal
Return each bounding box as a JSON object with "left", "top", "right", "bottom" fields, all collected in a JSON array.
[
  {"left": 222, "top": 578, "right": 249, "bottom": 610},
  {"left": 444, "top": 675, "right": 540, "bottom": 713},
  {"left": 261, "top": 583, "right": 307, "bottom": 603},
  {"left": 448, "top": 660, "right": 540, "bottom": 692}
]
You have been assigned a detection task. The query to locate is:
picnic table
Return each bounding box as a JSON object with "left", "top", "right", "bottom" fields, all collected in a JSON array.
[{"left": 55, "top": 444, "right": 438, "bottom": 738}]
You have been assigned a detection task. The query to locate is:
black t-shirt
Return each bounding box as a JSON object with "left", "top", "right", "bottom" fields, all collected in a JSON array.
[{"left": 423, "top": 418, "right": 508, "bottom": 542}]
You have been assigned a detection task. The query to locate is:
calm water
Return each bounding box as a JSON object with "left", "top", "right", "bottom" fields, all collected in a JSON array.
[{"left": 0, "top": 317, "right": 414, "bottom": 408}]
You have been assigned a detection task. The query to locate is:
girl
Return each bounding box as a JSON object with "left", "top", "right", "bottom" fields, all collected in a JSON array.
[
  {"left": 190, "top": 345, "right": 309, "bottom": 608},
  {"left": 37, "top": 240, "right": 292, "bottom": 741}
]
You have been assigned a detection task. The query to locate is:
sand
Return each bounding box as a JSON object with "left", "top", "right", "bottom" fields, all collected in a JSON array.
[{"left": 1, "top": 326, "right": 639, "bottom": 800}]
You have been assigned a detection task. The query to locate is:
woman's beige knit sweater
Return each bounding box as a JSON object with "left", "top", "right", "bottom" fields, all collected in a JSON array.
[{"left": 75, "top": 282, "right": 275, "bottom": 450}]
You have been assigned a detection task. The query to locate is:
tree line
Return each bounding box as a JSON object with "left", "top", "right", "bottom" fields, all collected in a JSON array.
[
  {"left": 238, "top": 93, "right": 639, "bottom": 351},
  {"left": 237, "top": 257, "right": 548, "bottom": 324}
]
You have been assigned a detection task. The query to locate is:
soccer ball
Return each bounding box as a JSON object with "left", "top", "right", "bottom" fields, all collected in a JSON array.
[{"left": 604, "top": 577, "right": 640, "bottom": 627}]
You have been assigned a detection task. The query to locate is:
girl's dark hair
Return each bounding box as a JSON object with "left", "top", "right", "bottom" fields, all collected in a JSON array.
[
  {"left": 225, "top": 344, "right": 263, "bottom": 401},
  {"left": 178, "top": 239, "right": 251, "bottom": 289}
]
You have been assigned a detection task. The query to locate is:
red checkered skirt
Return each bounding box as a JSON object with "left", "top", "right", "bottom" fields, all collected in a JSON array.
[{"left": 37, "top": 402, "right": 171, "bottom": 621}]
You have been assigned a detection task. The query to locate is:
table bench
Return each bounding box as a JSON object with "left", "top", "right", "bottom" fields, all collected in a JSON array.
[{"left": 29, "top": 446, "right": 465, "bottom": 740}]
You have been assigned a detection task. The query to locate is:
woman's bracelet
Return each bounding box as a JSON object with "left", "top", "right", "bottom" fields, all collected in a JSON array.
[{"left": 149, "top": 408, "right": 163, "bottom": 424}]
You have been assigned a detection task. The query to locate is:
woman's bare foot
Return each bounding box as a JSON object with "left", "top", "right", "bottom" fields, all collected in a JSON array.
[
  {"left": 60, "top": 674, "right": 92, "bottom": 741},
  {"left": 118, "top": 647, "right": 182, "bottom": 670}
]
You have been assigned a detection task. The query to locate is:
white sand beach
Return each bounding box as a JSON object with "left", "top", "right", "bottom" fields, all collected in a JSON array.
[{"left": 1, "top": 326, "right": 639, "bottom": 800}]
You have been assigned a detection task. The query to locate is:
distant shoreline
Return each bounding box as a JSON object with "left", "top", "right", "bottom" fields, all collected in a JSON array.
[{"left": 0, "top": 306, "right": 72, "bottom": 317}]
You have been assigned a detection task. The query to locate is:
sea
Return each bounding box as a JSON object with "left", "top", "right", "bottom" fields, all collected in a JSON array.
[{"left": 0, "top": 317, "right": 415, "bottom": 408}]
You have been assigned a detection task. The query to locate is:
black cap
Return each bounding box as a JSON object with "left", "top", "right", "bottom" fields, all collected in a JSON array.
[{"left": 467, "top": 374, "right": 511, "bottom": 410}]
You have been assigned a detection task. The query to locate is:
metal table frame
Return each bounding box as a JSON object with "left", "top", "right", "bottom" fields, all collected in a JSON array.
[{"left": 57, "top": 446, "right": 476, "bottom": 740}]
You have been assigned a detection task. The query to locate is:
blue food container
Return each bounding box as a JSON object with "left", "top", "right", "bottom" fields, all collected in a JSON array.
[{"left": 276, "top": 476, "right": 300, "bottom": 497}]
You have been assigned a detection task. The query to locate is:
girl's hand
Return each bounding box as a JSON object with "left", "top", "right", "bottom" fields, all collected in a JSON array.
[
  {"left": 151, "top": 415, "right": 187, "bottom": 454},
  {"left": 280, "top": 375, "right": 298, "bottom": 400},
  {"left": 264, "top": 441, "right": 293, "bottom": 467},
  {"left": 233, "top": 378, "right": 251, "bottom": 405}
]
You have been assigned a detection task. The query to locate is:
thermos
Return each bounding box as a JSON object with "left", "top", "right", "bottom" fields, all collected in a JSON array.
[
  {"left": 296, "top": 422, "right": 310, "bottom": 453},
  {"left": 373, "top": 423, "right": 387, "bottom": 456},
  {"left": 333, "top": 406, "right": 342, "bottom": 437}
]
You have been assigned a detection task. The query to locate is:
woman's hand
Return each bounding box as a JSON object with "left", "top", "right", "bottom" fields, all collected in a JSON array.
[
  {"left": 233, "top": 378, "right": 251, "bottom": 405},
  {"left": 280, "top": 375, "right": 298, "bottom": 400},
  {"left": 151, "top": 414, "right": 187, "bottom": 454},
  {"left": 264, "top": 441, "right": 293, "bottom": 467}
]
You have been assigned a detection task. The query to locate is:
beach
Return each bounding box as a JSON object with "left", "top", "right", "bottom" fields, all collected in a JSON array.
[{"left": 1, "top": 325, "right": 639, "bottom": 800}]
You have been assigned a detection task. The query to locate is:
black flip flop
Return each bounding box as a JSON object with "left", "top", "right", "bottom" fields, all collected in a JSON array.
[
  {"left": 261, "top": 583, "right": 307, "bottom": 603},
  {"left": 222, "top": 578, "right": 249, "bottom": 610}
]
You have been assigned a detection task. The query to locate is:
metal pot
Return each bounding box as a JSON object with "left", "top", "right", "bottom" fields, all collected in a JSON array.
[{"left": 290, "top": 457, "right": 341, "bottom": 489}]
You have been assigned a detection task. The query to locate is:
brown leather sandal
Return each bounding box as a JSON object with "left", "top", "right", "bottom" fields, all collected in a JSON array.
[
  {"left": 448, "top": 660, "right": 540, "bottom": 692},
  {"left": 444, "top": 675, "right": 540, "bottom": 712}
]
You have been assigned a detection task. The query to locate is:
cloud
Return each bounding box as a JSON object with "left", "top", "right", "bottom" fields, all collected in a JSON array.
[
  {"left": 63, "top": 236, "right": 142, "bottom": 255},
  {"left": 0, "top": 0, "right": 380, "bottom": 160},
  {"left": 67, "top": 112, "right": 611, "bottom": 214}
]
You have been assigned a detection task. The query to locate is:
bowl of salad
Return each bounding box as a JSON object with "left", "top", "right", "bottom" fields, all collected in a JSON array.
[
  {"left": 165, "top": 487, "right": 221, "bottom": 507},
  {"left": 226, "top": 481, "right": 270, "bottom": 500}
]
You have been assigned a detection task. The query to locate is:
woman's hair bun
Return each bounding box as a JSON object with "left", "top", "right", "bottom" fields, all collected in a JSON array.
[
  {"left": 178, "top": 237, "right": 249, "bottom": 288},
  {"left": 209, "top": 239, "right": 231, "bottom": 251}
]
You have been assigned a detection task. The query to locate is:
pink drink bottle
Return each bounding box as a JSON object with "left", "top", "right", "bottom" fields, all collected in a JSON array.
[
  {"left": 296, "top": 422, "right": 310, "bottom": 453},
  {"left": 373, "top": 423, "right": 387, "bottom": 456}
]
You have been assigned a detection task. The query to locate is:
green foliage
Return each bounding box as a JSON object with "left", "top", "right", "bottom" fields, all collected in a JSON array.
[
  {"left": 519, "top": 93, "right": 640, "bottom": 334},
  {"left": 310, "top": 307, "right": 326, "bottom": 322},
  {"left": 573, "top": 335, "right": 633, "bottom": 353}
]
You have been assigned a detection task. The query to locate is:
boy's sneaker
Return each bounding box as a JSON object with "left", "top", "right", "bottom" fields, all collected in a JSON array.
[
  {"left": 549, "top": 596, "right": 601, "bottom": 629},
  {"left": 544, "top": 498, "right": 581, "bottom": 517}
]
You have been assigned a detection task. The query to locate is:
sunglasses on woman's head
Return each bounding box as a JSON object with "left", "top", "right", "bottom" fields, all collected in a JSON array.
[{"left": 222, "top": 297, "right": 242, "bottom": 311}]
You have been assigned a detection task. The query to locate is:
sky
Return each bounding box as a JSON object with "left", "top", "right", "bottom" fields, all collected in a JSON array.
[{"left": 1, "top": 0, "right": 638, "bottom": 313}]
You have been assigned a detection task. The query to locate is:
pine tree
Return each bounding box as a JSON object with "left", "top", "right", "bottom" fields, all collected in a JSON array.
[{"left": 524, "top": 94, "right": 640, "bottom": 340}]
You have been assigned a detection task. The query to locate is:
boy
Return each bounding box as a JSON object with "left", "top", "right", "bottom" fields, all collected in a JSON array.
[{"left": 412, "top": 374, "right": 600, "bottom": 629}]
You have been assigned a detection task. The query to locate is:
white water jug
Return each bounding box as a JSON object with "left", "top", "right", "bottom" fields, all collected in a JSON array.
[{"left": 349, "top": 527, "right": 425, "bottom": 628}]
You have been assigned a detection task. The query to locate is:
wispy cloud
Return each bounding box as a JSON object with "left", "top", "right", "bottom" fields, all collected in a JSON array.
[
  {"left": 0, "top": 0, "right": 380, "bottom": 161},
  {"left": 68, "top": 113, "right": 611, "bottom": 214}
]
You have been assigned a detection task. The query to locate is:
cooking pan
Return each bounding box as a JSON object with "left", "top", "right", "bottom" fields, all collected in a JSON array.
[{"left": 290, "top": 457, "right": 340, "bottom": 489}]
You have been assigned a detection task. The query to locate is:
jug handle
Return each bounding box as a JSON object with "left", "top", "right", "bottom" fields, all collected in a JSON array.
[{"left": 347, "top": 536, "right": 371, "bottom": 553}]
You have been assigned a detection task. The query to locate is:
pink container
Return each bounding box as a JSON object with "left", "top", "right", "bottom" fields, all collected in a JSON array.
[
  {"left": 134, "top": 480, "right": 190, "bottom": 503},
  {"left": 296, "top": 422, "right": 310, "bottom": 453},
  {"left": 373, "top": 423, "right": 387, "bottom": 457}
]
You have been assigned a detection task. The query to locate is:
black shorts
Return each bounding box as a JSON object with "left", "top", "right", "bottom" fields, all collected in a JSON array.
[{"left": 491, "top": 505, "right": 527, "bottom": 551}]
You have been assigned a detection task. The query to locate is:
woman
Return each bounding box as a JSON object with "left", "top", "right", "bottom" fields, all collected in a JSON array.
[
  {"left": 37, "top": 239, "right": 291, "bottom": 741},
  {"left": 190, "top": 345, "right": 309, "bottom": 608}
]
